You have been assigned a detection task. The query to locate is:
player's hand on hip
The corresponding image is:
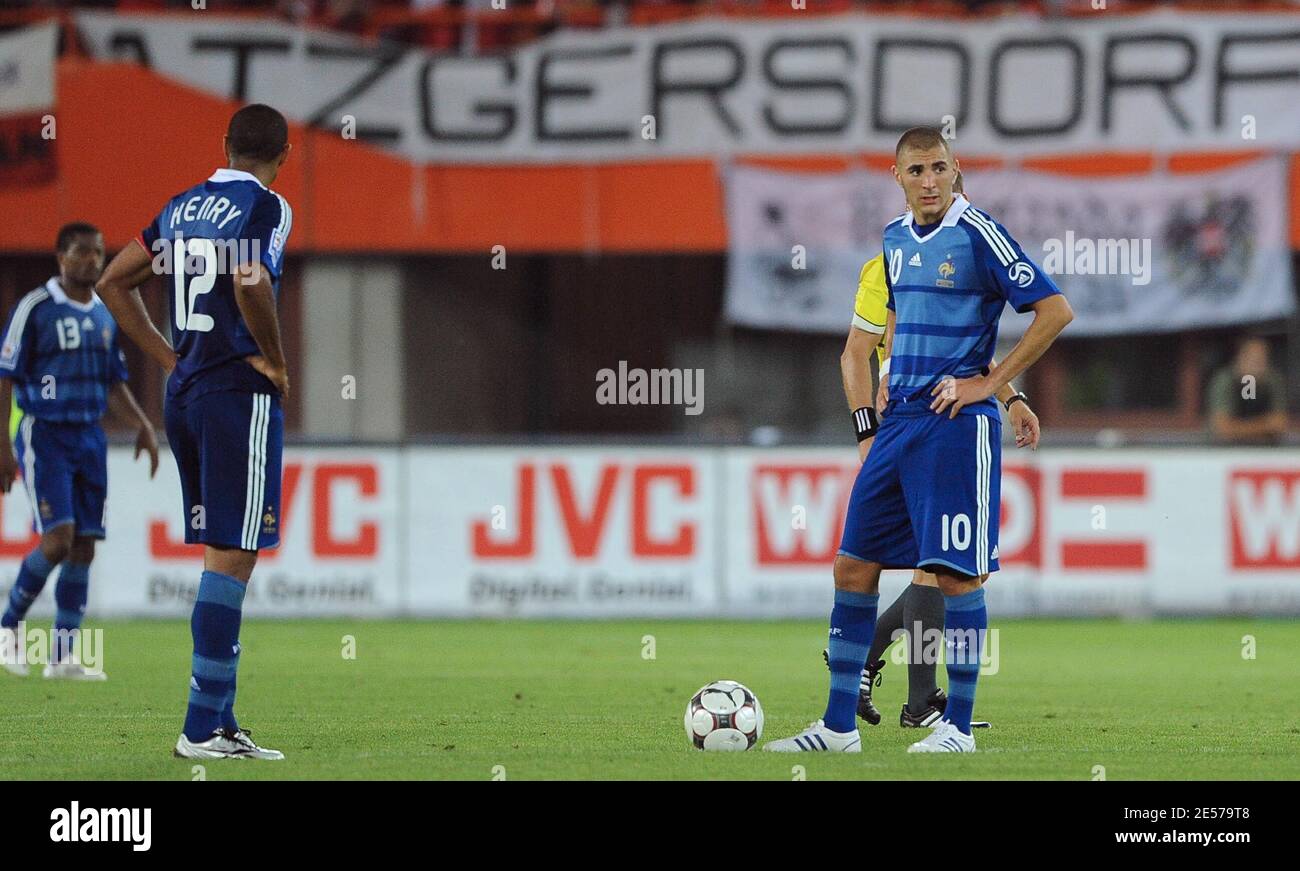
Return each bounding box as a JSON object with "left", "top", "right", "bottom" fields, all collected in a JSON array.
[
  {"left": 0, "top": 447, "right": 16, "bottom": 494},
  {"left": 875, "top": 374, "right": 889, "bottom": 415},
  {"left": 930, "top": 375, "right": 994, "bottom": 419},
  {"left": 1009, "top": 402, "right": 1040, "bottom": 450},
  {"left": 245, "top": 355, "right": 290, "bottom": 399},
  {"left": 857, "top": 437, "right": 872, "bottom": 464},
  {"left": 135, "top": 423, "right": 160, "bottom": 478}
]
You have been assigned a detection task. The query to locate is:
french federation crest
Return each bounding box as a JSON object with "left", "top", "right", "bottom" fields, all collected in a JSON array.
[{"left": 937, "top": 259, "right": 956, "bottom": 288}]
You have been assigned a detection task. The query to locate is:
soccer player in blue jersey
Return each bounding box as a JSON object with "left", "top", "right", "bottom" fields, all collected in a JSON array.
[
  {"left": 767, "top": 127, "right": 1073, "bottom": 753},
  {"left": 97, "top": 104, "right": 292, "bottom": 760},
  {"left": 0, "top": 223, "right": 159, "bottom": 680}
]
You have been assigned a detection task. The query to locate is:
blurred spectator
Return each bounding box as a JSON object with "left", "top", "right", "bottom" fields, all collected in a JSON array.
[{"left": 1207, "top": 337, "right": 1288, "bottom": 445}]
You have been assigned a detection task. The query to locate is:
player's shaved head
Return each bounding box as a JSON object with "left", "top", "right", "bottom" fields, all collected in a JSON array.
[
  {"left": 226, "top": 104, "right": 289, "bottom": 163},
  {"left": 895, "top": 127, "right": 953, "bottom": 161},
  {"left": 892, "top": 127, "right": 960, "bottom": 224},
  {"left": 56, "top": 221, "right": 101, "bottom": 254}
]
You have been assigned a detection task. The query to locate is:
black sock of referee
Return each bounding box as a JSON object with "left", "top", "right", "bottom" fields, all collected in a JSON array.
[
  {"left": 904, "top": 584, "right": 947, "bottom": 714},
  {"left": 864, "top": 587, "right": 906, "bottom": 674}
]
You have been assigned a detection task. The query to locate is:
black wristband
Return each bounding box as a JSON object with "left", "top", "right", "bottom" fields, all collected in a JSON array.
[
  {"left": 1003, "top": 392, "right": 1028, "bottom": 412},
  {"left": 852, "top": 406, "right": 879, "bottom": 442}
]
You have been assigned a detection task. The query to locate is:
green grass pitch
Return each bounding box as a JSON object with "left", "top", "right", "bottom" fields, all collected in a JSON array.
[{"left": 1, "top": 619, "right": 1296, "bottom": 780}]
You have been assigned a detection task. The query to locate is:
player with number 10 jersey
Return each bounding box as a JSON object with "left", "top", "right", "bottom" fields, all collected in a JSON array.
[{"left": 766, "top": 127, "right": 1073, "bottom": 756}]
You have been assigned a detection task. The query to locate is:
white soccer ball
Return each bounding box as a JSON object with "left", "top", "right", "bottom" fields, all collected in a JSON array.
[{"left": 684, "top": 680, "right": 764, "bottom": 751}]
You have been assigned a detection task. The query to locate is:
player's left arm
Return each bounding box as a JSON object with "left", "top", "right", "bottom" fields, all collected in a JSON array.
[
  {"left": 988, "top": 358, "right": 1039, "bottom": 450},
  {"left": 107, "top": 381, "right": 159, "bottom": 478},
  {"left": 979, "top": 294, "right": 1073, "bottom": 392},
  {"left": 237, "top": 192, "right": 292, "bottom": 398},
  {"left": 932, "top": 295, "right": 1072, "bottom": 418},
  {"left": 235, "top": 263, "right": 289, "bottom": 399},
  {"left": 96, "top": 240, "right": 177, "bottom": 374},
  {"left": 932, "top": 215, "right": 1073, "bottom": 418}
]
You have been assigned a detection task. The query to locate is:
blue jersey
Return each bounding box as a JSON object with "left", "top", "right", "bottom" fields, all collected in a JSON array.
[
  {"left": 139, "top": 168, "right": 292, "bottom": 403},
  {"left": 883, "top": 194, "right": 1060, "bottom": 418},
  {"left": 0, "top": 277, "right": 129, "bottom": 424}
]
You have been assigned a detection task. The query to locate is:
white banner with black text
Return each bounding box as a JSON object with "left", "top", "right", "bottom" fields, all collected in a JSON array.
[{"left": 74, "top": 11, "right": 1300, "bottom": 163}]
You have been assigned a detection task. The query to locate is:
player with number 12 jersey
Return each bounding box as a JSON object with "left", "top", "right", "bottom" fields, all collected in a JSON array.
[{"left": 98, "top": 104, "right": 293, "bottom": 760}]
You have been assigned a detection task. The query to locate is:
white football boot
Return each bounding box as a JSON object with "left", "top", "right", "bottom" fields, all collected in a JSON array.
[
  {"left": 1, "top": 627, "right": 28, "bottom": 677},
  {"left": 763, "top": 719, "right": 861, "bottom": 752},
  {"left": 174, "top": 729, "right": 284, "bottom": 760},
  {"left": 907, "top": 720, "right": 976, "bottom": 753},
  {"left": 43, "top": 661, "right": 108, "bottom": 681},
  {"left": 226, "top": 729, "right": 285, "bottom": 761}
]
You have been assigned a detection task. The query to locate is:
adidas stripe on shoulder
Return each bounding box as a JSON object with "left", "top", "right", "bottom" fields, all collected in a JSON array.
[
  {"left": 0, "top": 287, "right": 51, "bottom": 368},
  {"left": 961, "top": 208, "right": 1017, "bottom": 267}
]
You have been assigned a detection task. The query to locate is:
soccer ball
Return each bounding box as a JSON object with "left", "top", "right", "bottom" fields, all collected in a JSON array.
[{"left": 684, "top": 680, "right": 764, "bottom": 751}]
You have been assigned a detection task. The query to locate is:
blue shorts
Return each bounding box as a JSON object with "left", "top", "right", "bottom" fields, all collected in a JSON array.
[
  {"left": 839, "top": 408, "right": 1001, "bottom": 578},
  {"left": 13, "top": 417, "right": 107, "bottom": 538},
  {"left": 164, "top": 389, "right": 283, "bottom": 551}
]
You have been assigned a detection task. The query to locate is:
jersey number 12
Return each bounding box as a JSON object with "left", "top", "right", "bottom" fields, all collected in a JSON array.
[{"left": 173, "top": 238, "right": 216, "bottom": 333}]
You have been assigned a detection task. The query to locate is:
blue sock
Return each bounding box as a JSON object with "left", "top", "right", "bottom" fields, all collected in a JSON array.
[
  {"left": 943, "top": 587, "right": 987, "bottom": 735},
  {"left": 822, "top": 589, "right": 879, "bottom": 733},
  {"left": 2, "top": 549, "right": 56, "bottom": 629},
  {"left": 183, "top": 571, "right": 246, "bottom": 741},
  {"left": 52, "top": 562, "right": 89, "bottom": 663}
]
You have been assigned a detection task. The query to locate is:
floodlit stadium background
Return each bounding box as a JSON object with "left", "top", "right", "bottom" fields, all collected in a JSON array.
[{"left": 1, "top": 0, "right": 1298, "bottom": 621}]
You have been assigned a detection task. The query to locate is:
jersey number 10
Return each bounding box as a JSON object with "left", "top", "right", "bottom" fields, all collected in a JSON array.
[
  {"left": 173, "top": 238, "right": 216, "bottom": 334},
  {"left": 940, "top": 513, "right": 972, "bottom": 552}
]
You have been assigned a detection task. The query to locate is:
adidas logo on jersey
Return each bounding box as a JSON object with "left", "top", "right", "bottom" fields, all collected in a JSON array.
[
  {"left": 990, "top": 545, "right": 999, "bottom": 560},
  {"left": 908, "top": 252, "right": 922, "bottom": 267}
]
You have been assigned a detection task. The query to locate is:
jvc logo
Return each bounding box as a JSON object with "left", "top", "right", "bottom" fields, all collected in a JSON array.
[
  {"left": 50, "top": 802, "right": 151, "bottom": 852},
  {"left": 472, "top": 462, "right": 696, "bottom": 559}
]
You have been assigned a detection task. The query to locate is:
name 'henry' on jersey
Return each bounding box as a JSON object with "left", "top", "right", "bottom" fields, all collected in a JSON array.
[
  {"left": 883, "top": 194, "right": 1060, "bottom": 417},
  {"left": 138, "top": 168, "right": 291, "bottom": 402}
]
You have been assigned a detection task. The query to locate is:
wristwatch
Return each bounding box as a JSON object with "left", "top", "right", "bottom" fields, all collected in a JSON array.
[{"left": 1003, "top": 392, "right": 1028, "bottom": 412}]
